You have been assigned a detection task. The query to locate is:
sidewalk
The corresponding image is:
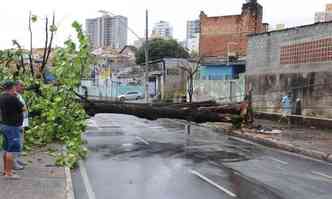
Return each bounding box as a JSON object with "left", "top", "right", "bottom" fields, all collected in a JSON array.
[
  {"left": 204, "top": 119, "right": 332, "bottom": 163},
  {"left": 0, "top": 146, "right": 70, "bottom": 199}
]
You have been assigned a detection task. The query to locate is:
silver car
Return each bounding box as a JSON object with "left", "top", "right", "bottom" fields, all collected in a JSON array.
[{"left": 118, "top": 91, "right": 144, "bottom": 101}]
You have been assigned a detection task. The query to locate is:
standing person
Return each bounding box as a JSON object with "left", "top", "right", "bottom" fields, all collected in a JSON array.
[
  {"left": 14, "top": 80, "right": 28, "bottom": 169},
  {"left": 279, "top": 92, "right": 292, "bottom": 124},
  {"left": 0, "top": 80, "right": 24, "bottom": 178},
  {"left": 244, "top": 88, "right": 254, "bottom": 124}
]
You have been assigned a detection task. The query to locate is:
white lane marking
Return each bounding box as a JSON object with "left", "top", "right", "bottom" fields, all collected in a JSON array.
[
  {"left": 190, "top": 170, "right": 237, "bottom": 197},
  {"left": 135, "top": 136, "right": 150, "bottom": 145},
  {"left": 79, "top": 160, "right": 97, "bottom": 199},
  {"left": 122, "top": 143, "right": 134, "bottom": 147},
  {"left": 268, "top": 157, "right": 289, "bottom": 165},
  {"left": 149, "top": 126, "right": 163, "bottom": 129},
  {"left": 312, "top": 171, "right": 332, "bottom": 180}
]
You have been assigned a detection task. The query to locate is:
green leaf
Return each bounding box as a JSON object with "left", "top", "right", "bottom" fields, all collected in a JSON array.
[
  {"left": 50, "top": 25, "right": 58, "bottom": 32},
  {"left": 31, "top": 15, "right": 38, "bottom": 23}
]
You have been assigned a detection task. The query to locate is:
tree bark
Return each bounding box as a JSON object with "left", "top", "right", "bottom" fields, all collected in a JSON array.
[
  {"left": 41, "top": 17, "right": 49, "bottom": 73},
  {"left": 83, "top": 100, "right": 235, "bottom": 123},
  {"left": 44, "top": 14, "right": 55, "bottom": 74},
  {"left": 28, "top": 12, "right": 35, "bottom": 77}
]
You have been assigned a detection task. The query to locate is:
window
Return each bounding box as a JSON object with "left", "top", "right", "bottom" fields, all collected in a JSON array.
[{"left": 127, "top": 92, "right": 138, "bottom": 95}]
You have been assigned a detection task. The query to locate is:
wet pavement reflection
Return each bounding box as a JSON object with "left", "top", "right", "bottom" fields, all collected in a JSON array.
[{"left": 72, "top": 114, "right": 332, "bottom": 199}]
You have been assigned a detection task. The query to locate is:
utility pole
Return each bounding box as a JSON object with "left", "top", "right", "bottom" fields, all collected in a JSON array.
[{"left": 144, "top": 9, "right": 149, "bottom": 103}]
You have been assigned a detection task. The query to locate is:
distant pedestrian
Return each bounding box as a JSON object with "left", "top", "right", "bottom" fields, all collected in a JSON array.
[
  {"left": 279, "top": 92, "right": 292, "bottom": 124},
  {"left": 13, "top": 81, "right": 28, "bottom": 170},
  {"left": 244, "top": 88, "right": 254, "bottom": 124},
  {"left": 0, "top": 80, "right": 24, "bottom": 179},
  {"left": 294, "top": 98, "right": 302, "bottom": 116},
  {"left": 281, "top": 94, "right": 291, "bottom": 115}
]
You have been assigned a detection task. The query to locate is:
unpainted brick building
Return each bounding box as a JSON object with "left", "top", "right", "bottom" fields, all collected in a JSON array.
[
  {"left": 246, "top": 22, "right": 332, "bottom": 118},
  {"left": 199, "top": 0, "right": 268, "bottom": 58}
]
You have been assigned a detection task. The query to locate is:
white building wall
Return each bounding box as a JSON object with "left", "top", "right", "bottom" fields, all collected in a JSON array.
[
  {"left": 186, "top": 20, "right": 200, "bottom": 52},
  {"left": 152, "top": 21, "right": 173, "bottom": 39}
]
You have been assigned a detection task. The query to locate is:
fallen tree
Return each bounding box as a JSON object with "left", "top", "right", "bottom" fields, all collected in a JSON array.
[
  {"left": 82, "top": 100, "right": 241, "bottom": 124},
  {"left": 197, "top": 103, "right": 241, "bottom": 114}
]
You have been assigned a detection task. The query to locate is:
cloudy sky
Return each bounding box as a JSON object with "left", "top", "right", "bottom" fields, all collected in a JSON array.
[{"left": 0, "top": 0, "right": 329, "bottom": 49}]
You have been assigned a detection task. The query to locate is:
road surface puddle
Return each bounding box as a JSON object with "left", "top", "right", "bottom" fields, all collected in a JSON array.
[{"left": 89, "top": 141, "right": 255, "bottom": 163}]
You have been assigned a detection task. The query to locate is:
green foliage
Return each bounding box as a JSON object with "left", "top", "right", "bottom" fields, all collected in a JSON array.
[
  {"left": 135, "top": 38, "right": 189, "bottom": 64},
  {"left": 50, "top": 25, "right": 57, "bottom": 32},
  {"left": 0, "top": 21, "right": 91, "bottom": 168},
  {"left": 31, "top": 15, "right": 38, "bottom": 23},
  {"left": 24, "top": 83, "right": 88, "bottom": 168}
]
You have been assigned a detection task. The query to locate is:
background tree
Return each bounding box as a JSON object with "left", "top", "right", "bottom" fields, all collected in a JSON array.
[
  {"left": 135, "top": 38, "right": 189, "bottom": 64},
  {"left": 178, "top": 57, "right": 201, "bottom": 103}
]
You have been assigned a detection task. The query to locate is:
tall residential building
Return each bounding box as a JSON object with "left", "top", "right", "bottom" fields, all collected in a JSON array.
[
  {"left": 187, "top": 34, "right": 199, "bottom": 53},
  {"left": 315, "top": 4, "right": 332, "bottom": 23},
  {"left": 86, "top": 15, "right": 128, "bottom": 49},
  {"left": 151, "top": 21, "right": 173, "bottom": 39},
  {"left": 186, "top": 20, "right": 200, "bottom": 52},
  {"left": 186, "top": 20, "right": 200, "bottom": 41}
]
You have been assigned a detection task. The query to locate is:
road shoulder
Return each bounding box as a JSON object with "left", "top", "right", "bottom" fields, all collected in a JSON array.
[{"left": 203, "top": 122, "right": 332, "bottom": 163}]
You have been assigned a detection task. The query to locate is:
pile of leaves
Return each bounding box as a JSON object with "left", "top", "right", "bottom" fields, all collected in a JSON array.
[{"left": 0, "top": 21, "right": 91, "bottom": 168}]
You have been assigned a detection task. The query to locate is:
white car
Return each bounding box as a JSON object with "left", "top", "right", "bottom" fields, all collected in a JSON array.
[{"left": 118, "top": 91, "right": 144, "bottom": 101}]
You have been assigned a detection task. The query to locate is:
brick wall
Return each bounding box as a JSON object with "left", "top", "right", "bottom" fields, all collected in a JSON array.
[
  {"left": 199, "top": 1, "right": 266, "bottom": 58},
  {"left": 280, "top": 38, "right": 332, "bottom": 65},
  {"left": 246, "top": 22, "right": 332, "bottom": 118},
  {"left": 247, "top": 22, "right": 332, "bottom": 75}
]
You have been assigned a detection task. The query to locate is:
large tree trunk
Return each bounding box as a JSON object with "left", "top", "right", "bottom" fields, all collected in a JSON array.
[{"left": 83, "top": 100, "right": 237, "bottom": 123}]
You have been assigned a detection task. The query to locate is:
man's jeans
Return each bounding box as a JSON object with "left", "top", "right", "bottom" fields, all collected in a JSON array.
[
  {"left": 14, "top": 128, "right": 24, "bottom": 167},
  {"left": 0, "top": 124, "right": 21, "bottom": 152},
  {"left": 0, "top": 124, "right": 23, "bottom": 167}
]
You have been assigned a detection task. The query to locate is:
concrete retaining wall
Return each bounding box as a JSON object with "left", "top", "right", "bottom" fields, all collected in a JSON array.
[{"left": 246, "top": 22, "right": 332, "bottom": 118}]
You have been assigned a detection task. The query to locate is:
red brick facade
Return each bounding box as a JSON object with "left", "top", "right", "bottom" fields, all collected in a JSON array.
[
  {"left": 280, "top": 38, "right": 332, "bottom": 65},
  {"left": 199, "top": 1, "right": 267, "bottom": 58}
]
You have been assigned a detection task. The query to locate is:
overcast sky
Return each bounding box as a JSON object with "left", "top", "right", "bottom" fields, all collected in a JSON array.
[{"left": 0, "top": 0, "right": 330, "bottom": 49}]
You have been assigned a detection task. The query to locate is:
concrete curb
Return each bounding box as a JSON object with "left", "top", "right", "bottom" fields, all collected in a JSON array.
[
  {"left": 206, "top": 124, "right": 332, "bottom": 163},
  {"left": 231, "top": 130, "right": 331, "bottom": 163},
  {"left": 255, "top": 112, "right": 332, "bottom": 129},
  {"left": 65, "top": 167, "right": 75, "bottom": 199}
]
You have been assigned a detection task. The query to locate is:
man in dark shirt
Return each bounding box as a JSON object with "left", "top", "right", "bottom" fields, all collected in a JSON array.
[{"left": 0, "top": 80, "right": 23, "bottom": 178}]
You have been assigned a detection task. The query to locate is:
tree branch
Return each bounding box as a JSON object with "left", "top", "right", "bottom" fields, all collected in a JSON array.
[
  {"left": 12, "top": 40, "right": 25, "bottom": 73},
  {"left": 41, "top": 16, "right": 49, "bottom": 74},
  {"left": 45, "top": 13, "right": 55, "bottom": 71},
  {"left": 28, "top": 11, "right": 35, "bottom": 77}
]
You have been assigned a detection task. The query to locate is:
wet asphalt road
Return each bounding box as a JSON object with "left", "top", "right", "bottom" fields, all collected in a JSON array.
[{"left": 72, "top": 114, "right": 332, "bottom": 199}]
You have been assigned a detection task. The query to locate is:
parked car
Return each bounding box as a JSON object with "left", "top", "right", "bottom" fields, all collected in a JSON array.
[{"left": 118, "top": 91, "right": 144, "bottom": 101}]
